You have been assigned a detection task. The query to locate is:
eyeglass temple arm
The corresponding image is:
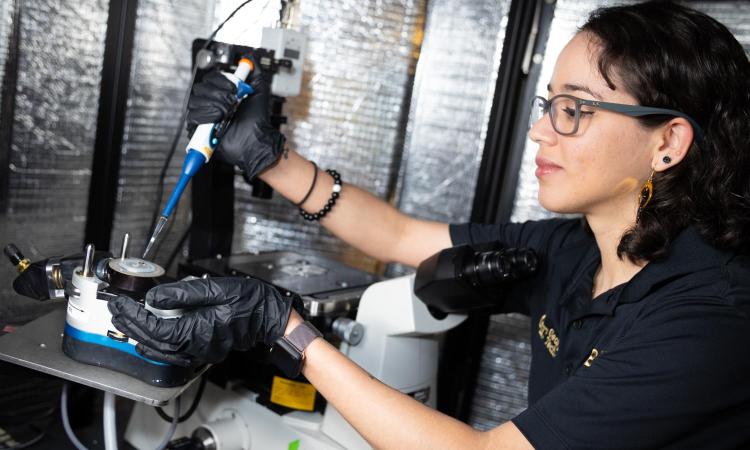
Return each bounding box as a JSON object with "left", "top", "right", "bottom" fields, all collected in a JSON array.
[{"left": 589, "top": 100, "right": 705, "bottom": 142}]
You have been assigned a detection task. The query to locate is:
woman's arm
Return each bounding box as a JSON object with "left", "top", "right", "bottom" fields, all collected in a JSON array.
[
  {"left": 285, "top": 311, "right": 534, "bottom": 450},
  {"left": 260, "top": 148, "right": 451, "bottom": 267}
]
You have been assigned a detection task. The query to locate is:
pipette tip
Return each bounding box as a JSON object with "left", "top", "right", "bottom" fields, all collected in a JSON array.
[{"left": 142, "top": 216, "right": 168, "bottom": 260}]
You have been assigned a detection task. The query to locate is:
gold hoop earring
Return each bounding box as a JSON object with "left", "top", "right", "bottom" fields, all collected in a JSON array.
[{"left": 636, "top": 170, "right": 655, "bottom": 222}]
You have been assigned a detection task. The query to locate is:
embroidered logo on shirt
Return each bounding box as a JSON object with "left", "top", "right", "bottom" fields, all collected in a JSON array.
[{"left": 538, "top": 314, "right": 559, "bottom": 357}]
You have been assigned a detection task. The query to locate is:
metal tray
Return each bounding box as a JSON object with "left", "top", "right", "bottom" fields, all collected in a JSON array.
[{"left": 0, "top": 304, "right": 204, "bottom": 406}]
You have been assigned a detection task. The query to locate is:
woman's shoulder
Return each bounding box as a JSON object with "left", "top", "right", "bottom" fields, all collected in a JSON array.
[
  {"left": 630, "top": 230, "right": 750, "bottom": 319},
  {"left": 450, "top": 217, "right": 592, "bottom": 251}
]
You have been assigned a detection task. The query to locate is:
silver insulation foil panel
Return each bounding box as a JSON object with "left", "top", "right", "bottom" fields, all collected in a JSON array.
[
  {"left": 0, "top": 1, "right": 108, "bottom": 323},
  {"left": 395, "top": 0, "right": 511, "bottom": 223},
  {"left": 470, "top": 313, "right": 532, "bottom": 429},
  {"left": 692, "top": 2, "right": 750, "bottom": 53},
  {"left": 4, "top": 1, "right": 107, "bottom": 224},
  {"left": 473, "top": 0, "right": 750, "bottom": 431},
  {"left": 387, "top": 0, "right": 511, "bottom": 280},
  {"left": 230, "top": 0, "right": 426, "bottom": 272},
  {"left": 0, "top": 0, "right": 11, "bottom": 100},
  {"left": 108, "top": 0, "right": 217, "bottom": 267}
]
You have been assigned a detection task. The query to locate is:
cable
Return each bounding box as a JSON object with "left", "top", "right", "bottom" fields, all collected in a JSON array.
[
  {"left": 148, "top": 0, "right": 257, "bottom": 245},
  {"left": 154, "top": 396, "right": 181, "bottom": 450},
  {"left": 154, "top": 375, "right": 206, "bottom": 424},
  {"left": 147, "top": 62, "right": 199, "bottom": 237},
  {"left": 164, "top": 223, "right": 192, "bottom": 273},
  {"left": 280, "top": 0, "right": 288, "bottom": 23},
  {"left": 0, "top": 425, "right": 46, "bottom": 450},
  {"left": 61, "top": 383, "right": 89, "bottom": 450}
]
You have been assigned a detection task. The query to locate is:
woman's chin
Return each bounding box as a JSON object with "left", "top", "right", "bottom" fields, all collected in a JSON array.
[{"left": 538, "top": 192, "right": 582, "bottom": 215}]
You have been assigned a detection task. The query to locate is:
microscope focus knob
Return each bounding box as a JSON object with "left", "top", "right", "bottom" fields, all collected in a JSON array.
[
  {"left": 191, "top": 427, "right": 217, "bottom": 450},
  {"left": 192, "top": 411, "right": 249, "bottom": 450},
  {"left": 332, "top": 317, "right": 364, "bottom": 346}
]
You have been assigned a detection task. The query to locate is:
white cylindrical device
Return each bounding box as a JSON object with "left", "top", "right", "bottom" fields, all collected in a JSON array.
[{"left": 66, "top": 266, "right": 108, "bottom": 335}]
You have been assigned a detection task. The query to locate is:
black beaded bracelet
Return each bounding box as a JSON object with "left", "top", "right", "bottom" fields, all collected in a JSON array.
[{"left": 299, "top": 169, "right": 341, "bottom": 222}]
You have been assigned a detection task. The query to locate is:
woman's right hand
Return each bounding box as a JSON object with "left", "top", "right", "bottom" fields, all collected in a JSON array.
[
  {"left": 186, "top": 58, "right": 286, "bottom": 180},
  {"left": 107, "top": 277, "right": 298, "bottom": 366}
]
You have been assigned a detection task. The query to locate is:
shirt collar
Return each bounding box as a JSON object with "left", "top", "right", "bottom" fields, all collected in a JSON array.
[
  {"left": 618, "top": 226, "right": 732, "bottom": 304},
  {"left": 562, "top": 226, "right": 732, "bottom": 320}
]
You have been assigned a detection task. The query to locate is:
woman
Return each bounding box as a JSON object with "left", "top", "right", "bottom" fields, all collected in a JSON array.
[{"left": 109, "top": 2, "right": 750, "bottom": 448}]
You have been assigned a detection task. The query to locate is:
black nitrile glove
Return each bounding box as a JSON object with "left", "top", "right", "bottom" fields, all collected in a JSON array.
[
  {"left": 107, "top": 277, "right": 297, "bottom": 366},
  {"left": 186, "top": 58, "right": 286, "bottom": 180}
]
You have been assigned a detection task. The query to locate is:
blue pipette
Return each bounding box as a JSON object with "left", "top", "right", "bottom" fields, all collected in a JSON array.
[{"left": 143, "top": 58, "right": 255, "bottom": 260}]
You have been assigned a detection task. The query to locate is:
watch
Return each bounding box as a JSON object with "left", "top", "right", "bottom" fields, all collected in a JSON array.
[{"left": 269, "top": 321, "right": 322, "bottom": 378}]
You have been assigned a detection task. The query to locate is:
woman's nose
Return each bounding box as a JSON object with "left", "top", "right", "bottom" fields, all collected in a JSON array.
[{"left": 528, "top": 112, "right": 557, "bottom": 146}]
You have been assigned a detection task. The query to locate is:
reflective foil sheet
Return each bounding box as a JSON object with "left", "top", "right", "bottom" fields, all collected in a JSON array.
[
  {"left": 109, "top": 0, "right": 216, "bottom": 267},
  {"left": 470, "top": 313, "right": 532, "bottom": 429},
  {"left": 390, "top": 0, "right": 512, "bottom": 281},
  {"left": 0, "top": 1, "right": 108, "bottom": 323},
  {"left": 231, "top": 0, "right": 426, "bottom": 272},
  {"left": 396, "top": 0, "right": 511, "bottom": 224},
  {"left": 0, "top": 0, "right": 12, "bottom": 98}
]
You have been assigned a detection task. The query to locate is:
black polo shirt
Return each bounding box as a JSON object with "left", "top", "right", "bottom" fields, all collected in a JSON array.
[{"left": 450, "top": 218, "right": 750, "bottom": 449}]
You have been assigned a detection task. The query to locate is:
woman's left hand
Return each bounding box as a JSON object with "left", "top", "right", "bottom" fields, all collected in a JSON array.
[{"left": 107, "top": 277, "right": 297, "bottom": 366}]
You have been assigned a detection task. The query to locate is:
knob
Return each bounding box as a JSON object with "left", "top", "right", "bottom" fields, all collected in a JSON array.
[{"left": 332, "top": 317, "right": 364, "bottom": 346}]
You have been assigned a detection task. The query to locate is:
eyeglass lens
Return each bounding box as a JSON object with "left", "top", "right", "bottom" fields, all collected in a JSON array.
[{"left": 530, "top": 96, "right": 580, "bottom": 135}]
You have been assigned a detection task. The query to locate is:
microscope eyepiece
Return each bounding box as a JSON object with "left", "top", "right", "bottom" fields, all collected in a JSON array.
[
  {"left": 414, "top": 244, "right": 539, "bottom": 314},
  {"left": 461, "top": 248, "right": 538, "bottom": 288}
]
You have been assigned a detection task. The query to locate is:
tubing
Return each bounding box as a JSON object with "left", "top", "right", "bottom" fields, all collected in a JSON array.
[
  {"left": 61, "top": 383, "right": 89, "bottom": 450},
  {"left": 154, "top": 396, "right": 181, "bottom": 450},
  {"left": 103, "top": 391, "right": 118, "bottom": 450}
]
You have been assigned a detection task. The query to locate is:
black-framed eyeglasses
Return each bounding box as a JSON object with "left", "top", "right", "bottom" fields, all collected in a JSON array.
[{"left": 531, "top": 94, "right": 704, "bottom": 142}]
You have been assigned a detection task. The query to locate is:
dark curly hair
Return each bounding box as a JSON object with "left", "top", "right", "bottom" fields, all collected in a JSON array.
[{"left": 579, "top": 0, "right": 750, "bottom": 262}]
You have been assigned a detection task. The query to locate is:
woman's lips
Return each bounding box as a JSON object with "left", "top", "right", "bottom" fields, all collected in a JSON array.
[{"left": 535, "top": 157, "right": 562, "bottom": 178}]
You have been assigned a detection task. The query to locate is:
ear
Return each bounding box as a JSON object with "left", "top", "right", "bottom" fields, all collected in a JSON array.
[{"left": 652, "top": 117, "right": 694, "bottom": 172}]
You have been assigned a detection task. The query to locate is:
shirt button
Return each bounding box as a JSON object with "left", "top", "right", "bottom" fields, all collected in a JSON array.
[
  {"left": 572, "top": 319, "right": 583, "bottom": 329},
  {"left": 564, "top": 364, "right": 573, "bottom": 376}
]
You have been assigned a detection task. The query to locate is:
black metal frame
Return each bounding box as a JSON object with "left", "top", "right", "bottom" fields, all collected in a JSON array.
[
  {"left": 190, "top": 160, "right": 236, "bottom": 260},
  {"left": 436, "top": 0, "right": 555, "bottom": 421},
  {"left": 84, "top": 0, "right": 139, "bottom": 249},
  {"left": 0, "top": 0, "right": 22, "bottom": 214},
  {"left": 492, "top": 1, "right": 556, "bottom": 226}
]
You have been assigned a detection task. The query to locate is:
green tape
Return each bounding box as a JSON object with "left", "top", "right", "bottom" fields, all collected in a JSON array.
[{"left": 288, "top": 439, "right": 300, "bottom": 450}]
